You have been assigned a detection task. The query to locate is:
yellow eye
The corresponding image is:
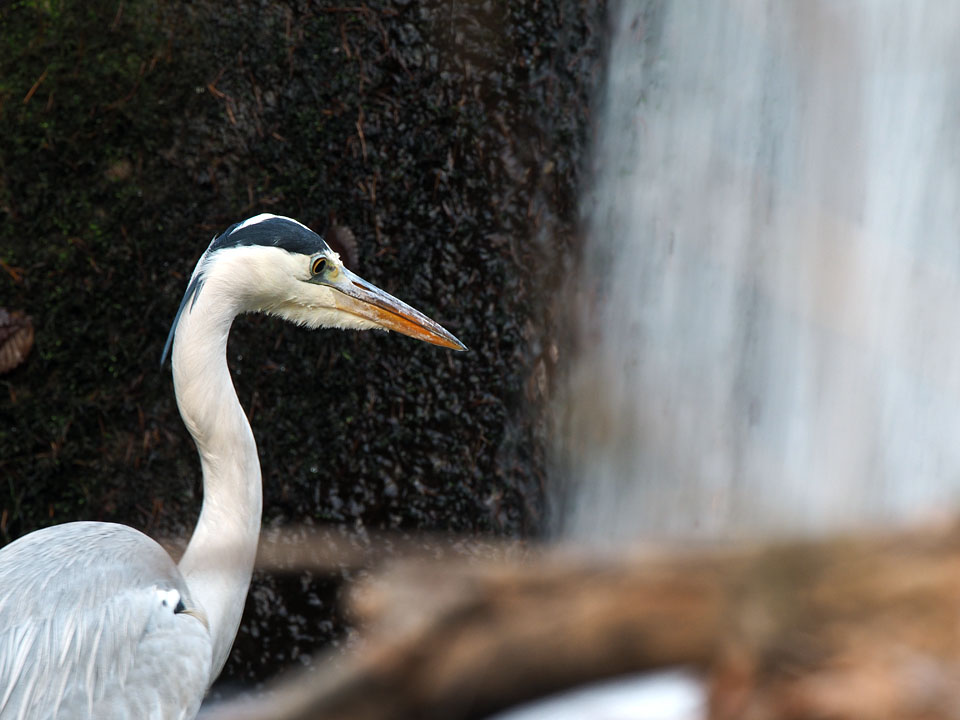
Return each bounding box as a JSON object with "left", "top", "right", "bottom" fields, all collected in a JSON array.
[{"left": 311, "top": 257, "right": 327, "bottom": 275}]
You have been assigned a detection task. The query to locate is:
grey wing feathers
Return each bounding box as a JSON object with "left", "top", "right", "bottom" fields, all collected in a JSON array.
[{"left": 0, "top": 522, "right": 211, "bottom": 720}]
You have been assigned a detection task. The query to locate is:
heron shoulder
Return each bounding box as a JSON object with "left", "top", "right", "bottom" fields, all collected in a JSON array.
[{"left": 0, "top": 522, "right": 211, "bottom": 719}]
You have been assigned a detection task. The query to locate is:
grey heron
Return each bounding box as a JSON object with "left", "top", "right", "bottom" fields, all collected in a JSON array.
[{"left": 0, "top": 214, "right": 466, "bottom": 719}]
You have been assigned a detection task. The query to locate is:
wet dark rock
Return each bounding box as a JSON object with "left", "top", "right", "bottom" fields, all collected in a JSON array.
[{"left": 0, "top": 0, "right": 605, "bottom": 693}]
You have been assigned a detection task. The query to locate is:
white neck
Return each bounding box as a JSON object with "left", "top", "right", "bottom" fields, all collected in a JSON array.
[{"left": 172, "top": 268, "right": 262, "bottom": 684}]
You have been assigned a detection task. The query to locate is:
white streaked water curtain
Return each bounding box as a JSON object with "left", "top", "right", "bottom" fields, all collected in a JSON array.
[{"left": 555, "top": 1, "right": 960, "bottom": 541}]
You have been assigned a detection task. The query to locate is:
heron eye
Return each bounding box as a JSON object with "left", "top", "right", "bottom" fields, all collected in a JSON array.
[{"left": 311, "top": 257, "right": 327, "bottom": 275}]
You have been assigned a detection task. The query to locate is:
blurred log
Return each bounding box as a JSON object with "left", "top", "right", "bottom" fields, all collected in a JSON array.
[
  {"left": 203, "top": 519, "right": 960, "bottom": 720},
  {"left": 709, "top": 521, "right": 960, "bottom": 720}
]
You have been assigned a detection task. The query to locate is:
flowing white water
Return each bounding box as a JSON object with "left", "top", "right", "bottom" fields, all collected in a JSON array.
[{"left": 556, "top": 1, "right": 960, "bottom": 542}]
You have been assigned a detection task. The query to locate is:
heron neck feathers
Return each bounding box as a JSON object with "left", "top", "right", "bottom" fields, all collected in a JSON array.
[{"left": 171, "top": 274, "right": 262, "bottom": 685}]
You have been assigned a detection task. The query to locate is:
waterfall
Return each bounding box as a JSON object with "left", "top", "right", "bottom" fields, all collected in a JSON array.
[{"left": 555, "top": 0, "right": 960, "bottom": 542}]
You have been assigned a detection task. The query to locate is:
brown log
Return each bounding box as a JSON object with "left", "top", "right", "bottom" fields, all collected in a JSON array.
[{"left": 203, "top": 520, "right": 960, "bottom": 720}]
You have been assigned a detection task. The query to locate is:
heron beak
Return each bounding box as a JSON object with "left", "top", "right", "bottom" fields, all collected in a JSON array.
[{"left": 329, "top": 267, "right": 468, "bottom": 351}]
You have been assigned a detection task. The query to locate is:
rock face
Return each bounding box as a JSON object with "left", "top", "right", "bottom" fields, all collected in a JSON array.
[{"left": 0, "top": 0, "right": 604, "bottom": 688}]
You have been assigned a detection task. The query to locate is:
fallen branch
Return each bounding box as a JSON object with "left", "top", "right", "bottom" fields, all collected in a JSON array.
[{"left": 203, "top": 519, "right": 960, "bottom": 720}]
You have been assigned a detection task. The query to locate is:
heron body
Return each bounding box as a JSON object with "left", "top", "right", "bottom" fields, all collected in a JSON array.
[{"left": 0, "top": 215, "right": 465, "bottom": 719}]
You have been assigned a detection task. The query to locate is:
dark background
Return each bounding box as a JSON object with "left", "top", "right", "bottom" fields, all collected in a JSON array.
[{"left": 0, "top": 0, "right": 604, "bottom": 691}]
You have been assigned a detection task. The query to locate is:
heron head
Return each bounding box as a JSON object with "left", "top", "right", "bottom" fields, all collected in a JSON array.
[{"left": 161, "top": 214, "right": 466, "bottom": 364}]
